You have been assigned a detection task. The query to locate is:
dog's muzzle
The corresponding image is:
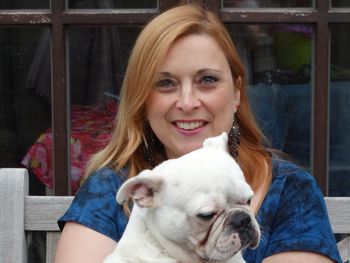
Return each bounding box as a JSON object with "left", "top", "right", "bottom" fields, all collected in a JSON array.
[{"left": 226, "top": 210, "right": 260, "bottom": 248}]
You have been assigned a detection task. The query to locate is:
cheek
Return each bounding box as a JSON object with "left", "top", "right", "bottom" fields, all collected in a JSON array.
[
  {"left": 154, "top": 208, "right": 189, "bottom": 241},
  {"left": 145, "top": 93, "right": 167, "bottom": 120},
  {"left": 209, "top": 93, "right": 236, "bottom": 128}
]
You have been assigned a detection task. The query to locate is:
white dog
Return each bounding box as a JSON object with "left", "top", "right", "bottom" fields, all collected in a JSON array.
[{"left": 104, "top": 132, "right": 260, "bottom": 263}]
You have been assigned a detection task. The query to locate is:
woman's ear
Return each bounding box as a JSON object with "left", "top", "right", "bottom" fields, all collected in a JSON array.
[
  {"left": 234, "top": 76, "right": 241, "bottom": 111},
  {"left": 236, "top": 75, "right": 242, "bottom": 88}
]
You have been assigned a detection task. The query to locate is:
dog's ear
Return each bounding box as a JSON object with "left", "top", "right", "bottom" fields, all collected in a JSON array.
[
  {"left": 116, "top": 169, "right": 163, "bottom": 208},
  {"left": 203, "top": 132, "right": 228, "bottom": 151}
]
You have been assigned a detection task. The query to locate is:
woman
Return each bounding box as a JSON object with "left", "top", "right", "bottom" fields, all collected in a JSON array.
[{"left": 55, "top": 4, "right": 341, "bottom": 263}]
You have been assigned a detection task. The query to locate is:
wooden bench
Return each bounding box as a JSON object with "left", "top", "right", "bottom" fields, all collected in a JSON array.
[{"left": 1, "top": 168, "right": 349, "bottom": 263}]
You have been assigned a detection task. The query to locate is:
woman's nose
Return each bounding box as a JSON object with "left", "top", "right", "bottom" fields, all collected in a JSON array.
[{"left": 175, "top": 87, "right": 201, "bottom": 112}]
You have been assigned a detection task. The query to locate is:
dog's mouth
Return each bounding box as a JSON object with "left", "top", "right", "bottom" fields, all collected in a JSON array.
[
  {"left": 226, "top": 210, "right": 260, "bottom": 249},
  {"left": 238, "top": 228, "right": 260, "bottom": 249}
]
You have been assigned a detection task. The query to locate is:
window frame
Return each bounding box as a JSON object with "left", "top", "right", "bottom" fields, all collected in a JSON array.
[{"left": 0, "top": 0, "right": 349, "bottom": 195}]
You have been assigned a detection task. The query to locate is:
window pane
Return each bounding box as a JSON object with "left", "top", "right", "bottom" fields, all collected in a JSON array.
[
  {"left": 329, "top": 24, "right": 350, "bottom": 197},
  {"left": 0, "top": 27, "right": 51, "bottom": 196},
  {"left": 0, "top": 0, "right": 49, "bottom": 9},
  {"left": 226, "top": 24, "right": 313, "bottom": 168},
  {"left": 68, "top": 0, "right": 157, "bottom": 9},
  {"left": 223, "top": 0, "right": 311, "bottom": 8},
  {"left": 332, "top": 0, "right": 350, "bottom": 7},
  {"left": 67, "top": 26, "right": 141, "bottom": 194}
]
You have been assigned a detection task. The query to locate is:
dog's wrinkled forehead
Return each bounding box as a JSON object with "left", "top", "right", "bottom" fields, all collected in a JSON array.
[{"left": 149, "top": 133, "right": 253, "bottom": 216}]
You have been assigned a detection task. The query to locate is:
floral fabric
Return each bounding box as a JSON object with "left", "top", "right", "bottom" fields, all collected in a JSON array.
[{"left": 21, "top": 102, "right": 117, "bottom": 194}]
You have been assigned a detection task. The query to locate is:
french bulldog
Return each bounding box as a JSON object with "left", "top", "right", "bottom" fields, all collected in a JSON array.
[{"left": 104, "top": 132, "right": 260, "bottom": 263}]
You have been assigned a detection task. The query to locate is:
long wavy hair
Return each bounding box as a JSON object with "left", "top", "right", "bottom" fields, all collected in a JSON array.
[{"left": 84, "top": 4, "right": 272, "bottom": 210}]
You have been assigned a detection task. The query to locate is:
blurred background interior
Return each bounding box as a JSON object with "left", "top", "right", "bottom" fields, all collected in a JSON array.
[{"left": 1, "top": 1, "right": 350, "bottom": 262}]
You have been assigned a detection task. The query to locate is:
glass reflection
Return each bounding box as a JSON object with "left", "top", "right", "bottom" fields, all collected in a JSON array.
[
  {"left": 0, "top": 0, "right": 48, "bottom": 9},
  {"left": 332, "top": 0, "right": 350, "bottom": 7},
  {"left": 223, "top": 0, "right": 311, "bottom": 8},
  {"left": 67, "top": 26, "right": 141, "bottom": 194},
  {"left": 226, "top": 23, "right": 313, "bottom": 168},
  {"left": 329, "top": 24, "right": 350, "bottom": 197},
  {"left": 0, "top": 27, "right": 51, "bottom": 197},
  {"left": 68, "top": 0, "right": 157, "bottom": 9}
]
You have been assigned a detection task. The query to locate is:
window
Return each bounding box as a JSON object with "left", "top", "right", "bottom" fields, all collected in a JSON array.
[{"left": 1, "top": 0, "right": 349, "bottom": 197}]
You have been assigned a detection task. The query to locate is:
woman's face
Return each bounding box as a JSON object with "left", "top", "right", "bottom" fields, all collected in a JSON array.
[{"left": 145, "top": 34, "right": 240, "bottom": 159}]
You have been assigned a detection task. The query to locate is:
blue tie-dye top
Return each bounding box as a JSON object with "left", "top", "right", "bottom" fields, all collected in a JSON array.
[{"left": 58, "top": 159, "right": 342, "bottom": 263}]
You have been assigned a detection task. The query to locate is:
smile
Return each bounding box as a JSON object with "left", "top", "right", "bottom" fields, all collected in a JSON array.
[{"left": 174, "top": 121, "right": 206, "bottom": 131}]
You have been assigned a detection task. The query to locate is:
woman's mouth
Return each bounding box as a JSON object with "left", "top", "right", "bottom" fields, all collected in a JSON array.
[{"left": 173, "top": 121, "right": 207, "bottom": 131}]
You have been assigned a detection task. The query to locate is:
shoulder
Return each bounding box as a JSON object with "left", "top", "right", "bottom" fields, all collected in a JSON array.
[
  {"left": 269, "top": 158, "right": 318, "bottom": 198},
  {"left": 271, "top": 158, "right": 315, "bottom": 185},
  {"left": 243, "top": 158, "right": 342, "bottom": 262},
  {"left": 58, "top": 167, "right": 129, "bottom": 242},
  {"left": 260, "top": 158, "right": 326, "bottom": 227},
  {"left": 83, "top": 166, "right": 127, "bottom": 189},
  {"left": 71, "top": 167, "right": 126, "bottom": 206}
]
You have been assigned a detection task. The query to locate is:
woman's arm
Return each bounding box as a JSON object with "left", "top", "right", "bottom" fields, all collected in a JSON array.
[
  {"left": 263, "top": 251, "right": 335, "bottom": 263},
  {"left": 54, "top": 222, "right": 117, "bottom": 263}
]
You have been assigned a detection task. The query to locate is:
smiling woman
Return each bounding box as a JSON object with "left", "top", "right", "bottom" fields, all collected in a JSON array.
[
  {"left": 55, "top": 4, "right": 342, "bottom": 263},
  {"left": 146, "top": 34, "right": 239, "bottom": 159},
  {"left": 146, "top": 34, "right": 240, "bottom": 158}
]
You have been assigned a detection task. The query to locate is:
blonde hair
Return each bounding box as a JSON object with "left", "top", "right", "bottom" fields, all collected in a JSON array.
[{"left": 84, "top": 4, "right": 271, "bottom": 210}]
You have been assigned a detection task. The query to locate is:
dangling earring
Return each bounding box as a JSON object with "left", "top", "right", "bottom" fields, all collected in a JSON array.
[
  {"left": 228, "top": 116, "right": 240, "bottom": 159},
  {"left": 141, "top": 124, "right": 155, "bottom": 166}
]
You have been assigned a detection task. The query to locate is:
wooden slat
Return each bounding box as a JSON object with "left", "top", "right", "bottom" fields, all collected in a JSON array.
[
  {"left": 0, "top": 168, "right": 28, "bottom": 263},
  {"left": 23, "top": 196, "right": 350, "bottom": 234},
  {"left": 24, "top": 196, "right": 73, "bottom": 231},
  {"left": 46, "top": 232, "right": 61, "bottom": 263},
  {"left": 220, "top": 8, "right": 318, "bottom": 23},
  {"left": 337, "top": 236, "right": 350, "bottom": 263},
  {"left": 0, "top": 10, "right": 156, "bottom": 25},
  {"left": 325, "top": 197, "right": 350, "bottom": 234}
]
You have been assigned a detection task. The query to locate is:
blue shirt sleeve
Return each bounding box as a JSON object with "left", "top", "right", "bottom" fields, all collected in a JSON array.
[
  {"left": 244, "top": 159, "right": 342, "bottom": 263},
  {"left": 58, "top": 167, "right": 128, "bottom": 242}
]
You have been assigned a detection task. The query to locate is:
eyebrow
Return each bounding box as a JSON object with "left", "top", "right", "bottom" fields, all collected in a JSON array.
[
  {"left": 197, "top": 68, "right": 223, "bottom": 75},
  {"left": 158, "top": 68, "right": 224, "bottom": 76},
  {"left": 157, "top": 72, "right": 172, "bottom": 77}
]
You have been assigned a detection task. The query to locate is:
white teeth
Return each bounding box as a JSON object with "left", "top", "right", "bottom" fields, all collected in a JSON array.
[{"left": 176, "top": 121, "right": 204, "bottom": 130}]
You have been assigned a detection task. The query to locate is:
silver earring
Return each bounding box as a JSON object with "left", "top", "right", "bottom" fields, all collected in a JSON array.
[{"left": 228, "top": 117, "right": 240, "bottom": 159}]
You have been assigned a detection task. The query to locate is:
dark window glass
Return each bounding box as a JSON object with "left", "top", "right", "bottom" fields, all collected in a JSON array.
[
  {"left": 0, "top": 27, "right": 51, "bottom": 195},
  {"left": 68, "top": 0, "right": 157, "bottom": 9},
  {"left": 67, "top": 26, "right": 141, "bottom": 193},
  {"left": 0, "top": 0, "right": 49, "bottom": 9},
  {"left": 227, "top": 24, "right": 313, "bottom": 168},
  {"left": 329, "top": 24, "right": 350, "bottom": 197},
  {"left": 223, "top": 0, "right": 312, "bottom": 8},
  {"left": 332, "top": 0, "right": 350, "bottom": 7}
]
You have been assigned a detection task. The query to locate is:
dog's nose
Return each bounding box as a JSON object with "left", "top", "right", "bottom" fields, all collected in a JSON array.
[{"left": 228, "top": 211, "right": 252, "bottom": 230}]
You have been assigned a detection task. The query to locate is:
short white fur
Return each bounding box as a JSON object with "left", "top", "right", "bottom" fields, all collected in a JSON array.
[{"left": 104, "top": 132, "right": 260, "bottom": 263}]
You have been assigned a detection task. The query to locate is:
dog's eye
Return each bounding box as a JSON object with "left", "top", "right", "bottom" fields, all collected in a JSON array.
[
  {"left": 247, "top": 198, "right": 252, "bottom": 205},
  {"left": 196, "top": 212, "right": 216, "bottom": 221}
]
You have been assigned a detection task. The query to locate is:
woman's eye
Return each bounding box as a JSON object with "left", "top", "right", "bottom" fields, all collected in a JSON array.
[
  {"left": 196, "top": 212, "right": 216, "bottom": 221},
  {"left": 155, "top": 78, "right": 176, "bottom": 89},
  {"left": 200, "top": 75, "right": 219, "bottom": 85}
]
